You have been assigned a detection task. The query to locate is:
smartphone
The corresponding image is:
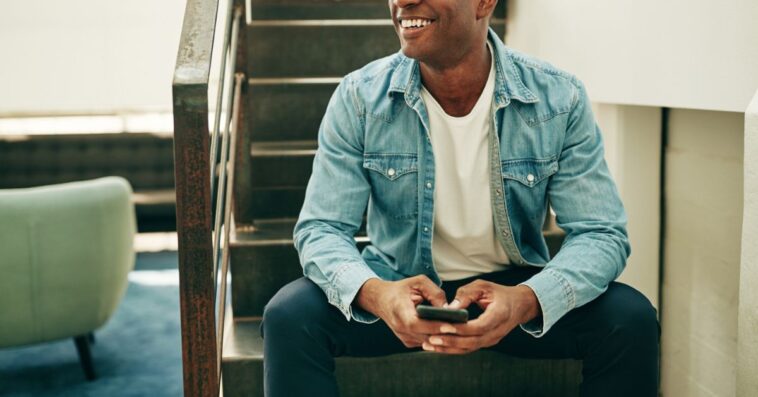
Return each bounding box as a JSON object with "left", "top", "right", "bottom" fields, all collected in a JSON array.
[{"left": 416, "top": 304, "right": 468, "bottom": 323}]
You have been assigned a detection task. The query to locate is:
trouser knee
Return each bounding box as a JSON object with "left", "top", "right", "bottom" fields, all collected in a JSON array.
[
  {"left": 593, "top": 283, "right": 659, "bottom": 351},
  {"left": 261, "top": 277, "right": 332, "bottom": 341}
]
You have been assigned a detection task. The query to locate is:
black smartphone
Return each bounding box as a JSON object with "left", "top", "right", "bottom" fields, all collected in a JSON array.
[{"left": 416, "top": 304, "right": 468, "bottom": 323}]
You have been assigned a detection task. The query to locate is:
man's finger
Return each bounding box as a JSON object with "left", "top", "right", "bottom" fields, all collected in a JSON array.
[
  {"left": 427, "top": 334, "right": 481, "bottom": 350},
  {"left": 397, "top": 332, "right": 424, "bottom": 348},
  {"left": 450, "top": 308, "right": 498, "bottom": 336},
  {"left": 411, "top": 276, "right": 447, "bottom": 307},
  {"left": 407, "top": 316, "right": 454, "bottom": 335},
  {"left": 449, "top": 285, "right": 482, "bottom": 309},
  {"left": 422, "top": 342, "right": 472, "bottom": 355}
]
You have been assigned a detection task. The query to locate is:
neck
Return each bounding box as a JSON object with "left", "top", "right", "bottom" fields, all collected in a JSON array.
[{"left": 420, "top": 40, "right": 491, "bottom": 117}]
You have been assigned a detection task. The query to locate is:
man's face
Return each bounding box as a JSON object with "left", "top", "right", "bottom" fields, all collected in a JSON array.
[{"left": 388, "top": 0, "right": 483, "bottom": 65}]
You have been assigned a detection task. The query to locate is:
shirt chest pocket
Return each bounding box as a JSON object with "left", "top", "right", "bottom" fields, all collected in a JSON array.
[
  {"left": 362, "top": 154, "right": 419, "bottom": 220},
  {"left": 501, "top": 158, "right": 558, "bottom": 219}
]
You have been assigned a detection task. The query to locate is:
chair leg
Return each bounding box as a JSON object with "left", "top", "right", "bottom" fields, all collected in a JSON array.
[{"left": 74, "top": 335, "right": 97, "bottom": 381}]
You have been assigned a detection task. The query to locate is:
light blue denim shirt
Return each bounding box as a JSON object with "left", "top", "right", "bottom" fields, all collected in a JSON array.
[{"left": 293, "top": 28, "right": 630, "bottom": 337}]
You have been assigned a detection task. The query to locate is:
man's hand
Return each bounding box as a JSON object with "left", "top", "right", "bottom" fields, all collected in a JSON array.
[
  {"left": 356, "top": 275, "right": 451, "bottom": 348},
  {"left": 423, "top": 280, "right": 541, "bottom": 354}
]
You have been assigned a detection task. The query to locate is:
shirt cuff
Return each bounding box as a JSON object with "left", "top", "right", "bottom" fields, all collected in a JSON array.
[
  {"left": 329, "top": 262, "right": 381, "bottom": 324},
  {"left": 518, "top": 268, "right": 575, "bottom": 337}
]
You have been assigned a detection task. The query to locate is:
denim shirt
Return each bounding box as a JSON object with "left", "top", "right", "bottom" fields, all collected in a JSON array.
[{"left": 293, "top": 28, "right": 630, "bottom": 337}]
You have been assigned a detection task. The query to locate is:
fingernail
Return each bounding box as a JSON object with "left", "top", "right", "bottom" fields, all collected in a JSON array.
[
  {"left": 440, "top": 325, "right": 457, "bottom": 334},
  {"left": 422, "top": 342, "right": 435, "bottom": 352},
  {"left": 429, "top": 336, "right": 443, "bottom": 345},
  {"left": 449, "top": 300, "right": 461, "bottom": 309},
  {"left": 442, "top": 302, "right": 449, "bottom": 308}
]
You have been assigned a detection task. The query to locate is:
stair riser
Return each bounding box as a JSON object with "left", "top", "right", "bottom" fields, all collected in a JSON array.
[
  {"left": 239, "top": 188, "right": 306, "bottom": 222},
  {"left": 222, "top": 351, "right": 580, "bottom": 397},
  {"left": 249, "top": 153, "right": 314, "bottom": 188},
  {"left": 231, "top": 240, "right": 370, "bottom": 317},
  {"left": 231, "top": 244, "right": 302, "bottom": 318},
  {"left": 247, "top": 24, "right": 399, "bottom": 78},
  {"left": 247, "top": 82, "right": 336, "bottom": 142}
]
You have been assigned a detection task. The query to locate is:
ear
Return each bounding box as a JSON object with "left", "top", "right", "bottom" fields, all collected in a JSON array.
[{"left": 476, "top": 0, "right": 498, "bottom": 20}]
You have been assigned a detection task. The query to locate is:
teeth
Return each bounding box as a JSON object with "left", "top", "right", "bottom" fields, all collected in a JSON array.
[{"left": 400, "top": 18, "right": 432, "bottom": 28}]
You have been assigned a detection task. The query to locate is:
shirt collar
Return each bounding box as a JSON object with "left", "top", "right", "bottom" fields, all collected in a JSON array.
[{"left": 388, "top": 27, "right": 539, "bottom": 107}]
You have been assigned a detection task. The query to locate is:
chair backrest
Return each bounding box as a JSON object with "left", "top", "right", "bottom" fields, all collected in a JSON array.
[{"left": 0, "top": 176, "right": 136, "bottom": 348}]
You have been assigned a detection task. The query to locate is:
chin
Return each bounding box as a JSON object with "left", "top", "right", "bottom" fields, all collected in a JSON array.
[{"left": 399, "top": 44, "right": 430, "bottom": 63}]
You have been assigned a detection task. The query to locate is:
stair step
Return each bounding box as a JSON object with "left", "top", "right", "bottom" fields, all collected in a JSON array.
[
  {"left": 246, "top": 20, "right": 505, "bottom": 78},
  {"left": 230, "top": 217, "right": 564, "bottom": 318},
  {"left": 236, "top": 187, "right": 306, "bottom": 226},
  {"left": 222, "top": 318, "right": 581, "bottom": 397},
  {"left": 230, "top": 219, "right": 368, "bottom": 317},
  {"left": 244, "top": 21, "right": 505, "bottom": 142},
  {"left": 247, "top": 22, "right": 398, "bottom": 78},
  {"left": 248, "top": 140, "right": 317, "bottom": 188},
  {"left": 248, "top": 0, "right": 506, "bottom": 20},
  {"left": 247, "top": 79, "right": 337, "bottom": 142}
]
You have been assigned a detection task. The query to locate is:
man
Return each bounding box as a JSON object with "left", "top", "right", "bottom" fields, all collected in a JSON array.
[{"left": 262, "top": 0, "right": 659, "bottom": 395}]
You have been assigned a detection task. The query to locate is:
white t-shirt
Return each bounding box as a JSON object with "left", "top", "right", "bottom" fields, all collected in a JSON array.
[{"left": 420, "top": 42, "right": 511, "bottom": 281}]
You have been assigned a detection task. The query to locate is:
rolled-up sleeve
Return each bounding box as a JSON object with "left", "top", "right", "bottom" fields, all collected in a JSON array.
[{"left": 520, "top": 78, "right": 631, "bottom": 337}]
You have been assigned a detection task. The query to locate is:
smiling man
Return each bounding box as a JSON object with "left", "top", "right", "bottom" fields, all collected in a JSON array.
[{"left": 262, "top": 0, "right": 659, "bottom": 396}]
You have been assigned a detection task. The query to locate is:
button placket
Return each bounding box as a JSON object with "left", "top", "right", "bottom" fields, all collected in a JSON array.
[{"left": 488, "top": 111, "right": 528, "bottom": 266}]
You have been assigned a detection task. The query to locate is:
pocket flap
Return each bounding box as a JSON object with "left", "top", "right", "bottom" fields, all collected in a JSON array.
[
  {"left": 501, "top": 158, "right": 559, "bottom": 187},
  {"left": 363, "top": 154, "right": 418, "bottom": 181}
]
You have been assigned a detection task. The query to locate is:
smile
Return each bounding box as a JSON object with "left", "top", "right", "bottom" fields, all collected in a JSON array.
[{"left": 399, "top": 18, "right": 435, "bottom": 30}]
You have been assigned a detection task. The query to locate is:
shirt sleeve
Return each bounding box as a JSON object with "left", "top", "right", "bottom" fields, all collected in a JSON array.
[
  {"left": 519, "top": 78, "right": 631, "bottom": 337},
  {"left": 293, "top": 76, "right": 380, "bottom": 324}
]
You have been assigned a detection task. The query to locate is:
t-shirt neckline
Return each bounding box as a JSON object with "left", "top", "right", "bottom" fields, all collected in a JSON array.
[{"left": 421, "top": 41, "right": 495, "bottom": 124}]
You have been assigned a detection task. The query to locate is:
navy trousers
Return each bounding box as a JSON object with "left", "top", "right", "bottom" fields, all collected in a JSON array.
[{"left": 261, "top": 267, "right": 659, "bottom": 397}]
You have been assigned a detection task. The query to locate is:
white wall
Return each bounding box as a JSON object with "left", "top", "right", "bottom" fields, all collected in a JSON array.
[
  {"left": 661, "top": 109, "right": 744, "bottom": 397},
  {"left": 737, "top": 91, "right": 758, "bottom": 396},
  {"left": 594, "top": 104, "right": 661, "bottom": 308},
  {"left": 0, "top": 0, "right": 186, "bottom": 116},
  {"left": 506, "top": 0, "right": 758, "bottom": 113}
]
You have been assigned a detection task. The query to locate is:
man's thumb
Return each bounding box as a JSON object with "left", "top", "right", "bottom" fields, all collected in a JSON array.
[{"left": 448, "top": 295, "right": 471, "bottom": 309}]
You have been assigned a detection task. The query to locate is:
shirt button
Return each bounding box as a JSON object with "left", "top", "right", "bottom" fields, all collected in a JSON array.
[
  {"left": 526, "top": 174, "right": 535, "bottom": 183},
  {"left": 502, "top": 230, "right": 509, "bottom": 237},
  {"left": 496, "top": 189, "right": 501, "bottom": 196},
  {"left": 387, "top": 168, "right": 396, "bottom": 177},
  {"left": 426, "top": 182, "right": 432, "bottom": 189},
  {"left": 424, "top": 227, "right": 429, "bottom": 233}
]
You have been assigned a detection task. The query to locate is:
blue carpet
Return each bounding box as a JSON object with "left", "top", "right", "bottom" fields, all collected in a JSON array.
[{"left": 0, "top": 251, "right": 183, "bottom": 397}]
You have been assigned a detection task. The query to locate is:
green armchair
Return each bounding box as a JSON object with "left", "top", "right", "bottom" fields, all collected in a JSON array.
[{"left": 0, "top": 177, "right": 136, "bottom": 380}]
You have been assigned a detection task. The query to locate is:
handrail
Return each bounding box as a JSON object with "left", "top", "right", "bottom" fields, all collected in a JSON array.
[
  {"left": 212, "top": 6, "right": 243, "bottom": 285},
  {"left": 215, "top": 72, "right": 245, "bottom": 372},
  {"left": 172, "top": 0, "right": 245, "bottom": 396},
  {"left": 173, "top": 0, "right": 218, "bottom": 91},
  {"left": 209, "top": 3, "right": 237, "bottom": 200}
]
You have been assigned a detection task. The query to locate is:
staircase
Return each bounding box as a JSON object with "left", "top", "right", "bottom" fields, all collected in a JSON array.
[{"left": 215, "top": 0, "right": 581, "bottom": 396}]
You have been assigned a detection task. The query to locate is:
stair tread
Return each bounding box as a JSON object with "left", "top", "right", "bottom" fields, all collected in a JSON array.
[
  {"left": 232, "top": 218, "right": 368, "bottom": 246},
  {"left": 224, "top": 318, "right": 264, "bottom": 361},
  {"left": 221, "top": 318, "right": 581, "bottom": 397},
  {"left": 250, "top": 140, "right": 317, "bottom": 157}
]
